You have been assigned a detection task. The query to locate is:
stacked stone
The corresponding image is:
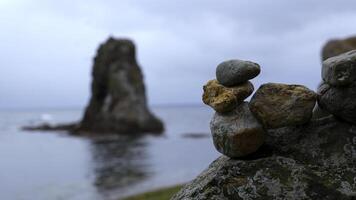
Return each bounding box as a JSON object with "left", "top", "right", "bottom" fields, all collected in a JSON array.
[
  {"left": 313, "top": 35, "right": 356, "bottom": 119},
  {"left": 318, "top": 50, "right": 356, "bottom": 124},
  {"left": 203, "top": 59, "right": 317, "bottom": 158},
  {"left": 203, "top": 60, "right": 264, "bottom": 158}
]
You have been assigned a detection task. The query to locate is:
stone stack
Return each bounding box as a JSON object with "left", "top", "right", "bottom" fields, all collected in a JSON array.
[
  {"left": 318, "top": 50, "right": 356, "bottom": 124},
  {"left": 203, "top": 59, "right": 264, "bottom": 158},
  {"left": 313, "top": 36, "right": 356, "bottom": 119},
  {"left": 173, "top": 50, "right": 356, "bottom": 200},
  {"left": 203, "top": 59, "right": 317, "bottom": 158}
]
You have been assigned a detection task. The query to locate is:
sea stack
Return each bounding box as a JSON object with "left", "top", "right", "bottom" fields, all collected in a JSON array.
[{"left": 79, "top": 38, "right": 163, "bottom": 134}]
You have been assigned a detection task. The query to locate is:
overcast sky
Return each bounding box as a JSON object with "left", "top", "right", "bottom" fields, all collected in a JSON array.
[{"left": 1, "top": 0, "right": 356, "bottom": 109}]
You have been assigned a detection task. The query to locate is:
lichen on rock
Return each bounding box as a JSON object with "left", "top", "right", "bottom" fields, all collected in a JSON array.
[
  {"left": 172, "top": 118, "right": 356, "bottom": 200},
  {"left": 202, "top": 80, "right": 254, "bottom": 113}
]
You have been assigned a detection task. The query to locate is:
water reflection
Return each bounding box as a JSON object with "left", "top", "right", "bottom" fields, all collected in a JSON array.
[
  {"left": 89, "top": 135, "right": 151, "bottom": 198},
  {"left": 0, "top": 107, "right": 218, "bottom": 200}
]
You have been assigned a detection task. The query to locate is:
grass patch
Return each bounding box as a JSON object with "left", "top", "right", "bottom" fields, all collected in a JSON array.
[{"left": 121, "top": 184, "right": 183, "bottom": 200}]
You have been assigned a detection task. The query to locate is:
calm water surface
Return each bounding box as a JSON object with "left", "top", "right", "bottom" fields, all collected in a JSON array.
[{"left": 0, "top": 106, "right": 219, "bottom": 200}]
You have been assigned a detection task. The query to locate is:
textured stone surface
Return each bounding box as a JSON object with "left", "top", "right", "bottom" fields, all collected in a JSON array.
[
  {"left": 79, "top": 37, "right": 163, "bottom": 134},
  {"left": 322, "top": 50, "right": 356, "bottom": 87},
  {"left": 172, "top": 118, "right": 356, "bottom": 200},
  {"left": 216, "top": 60, "right": 260, "bottom": 87},
  {"left": 312, "top": 102, "right": 331, "bottom": 120},
  {"left": 318, "top": 82, "right": 356, "bottom": 124},
  {"left": 202, "top": 80, "right": 254, "bottom": 113},
  {"left": 210, "top": 102, "right": 265, "bottom": 158},
  {"left": 249, "top": 83, "right": 316, "bottom": 129},
  {"left": 322, "top": 36, "right": 356, "bottom": 60}
]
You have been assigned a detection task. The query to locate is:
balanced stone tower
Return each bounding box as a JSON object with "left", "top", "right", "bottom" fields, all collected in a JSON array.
[
  {"left": 173, "top": 55, "right": 355, "bottom": 199},
  {"left": 202, "top": 60, "right": 264, "bottom": 157},
  {"left": 79, "top": 38, "right": 164, "bottom": 134},
  {"left": 202, "top": 59, "right": 316, "bottom": 158}
]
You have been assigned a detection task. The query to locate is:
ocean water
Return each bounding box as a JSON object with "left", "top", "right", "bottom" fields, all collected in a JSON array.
[{"left": 0, "top": 106, "right": 219, "bottom": 200}]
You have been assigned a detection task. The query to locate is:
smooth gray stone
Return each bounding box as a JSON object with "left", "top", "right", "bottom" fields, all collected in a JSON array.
[
  {"left": 216, "top": 59, "right": 260, "bottom": 86},
  {"left": 318, "top": 82, "right": 356, "bottom": 124},
  {"left": 322, "top": 50, "right": 356, "bottom": 87},
  {"left": 210, "top": 102, "right": 265, "bottom": 158}
]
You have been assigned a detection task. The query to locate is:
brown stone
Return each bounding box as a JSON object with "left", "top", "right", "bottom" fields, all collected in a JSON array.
[
  {"left": 249, "top": 83, "right": 316, "bottom": 129},
  {"left": 322, "top": 35, "right": 356, "bottom": 60},
  {"left": 202, "top": 79, "right": 254, "bottom": 113}
]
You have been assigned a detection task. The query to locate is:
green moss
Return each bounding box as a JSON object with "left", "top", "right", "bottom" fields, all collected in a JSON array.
[{"left": 121, "top": 185, "right": 183, "bottom": 200}]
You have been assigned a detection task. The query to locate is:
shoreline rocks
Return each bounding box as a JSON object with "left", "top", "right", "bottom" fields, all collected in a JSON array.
[
  {"left": 249, "top": 83, "right": 316, "bottom": 129},
  {"left": 175, "top": 39, "right": 356, "bottom": 199}
]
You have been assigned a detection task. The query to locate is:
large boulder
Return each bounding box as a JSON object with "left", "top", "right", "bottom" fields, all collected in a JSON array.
[
  {"left": 249, "top": 83, "right": 316, "bottom": 129},
  {"left": 79, "top": 38, "right": 163, "bottom": 134},
  {"left": 322, "top": 35, "right": 356, "bottom": 60},
  {"left": 172, "top": 117, "right": 356, "bottom": 199}
]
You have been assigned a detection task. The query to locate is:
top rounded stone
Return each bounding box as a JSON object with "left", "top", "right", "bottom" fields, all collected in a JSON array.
[{"left": 216, "top": 59, "right": 261, "bottom": 87}]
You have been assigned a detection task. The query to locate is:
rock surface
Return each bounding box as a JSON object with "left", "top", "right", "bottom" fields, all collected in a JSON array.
[
  {"left": 322, "top": 36, "right": 356, "bottom": 60},
  {"left": 249, "top": 83, "right": 316, "bottom": 129},
  {"left": 322, "top": 50, "right": 356, "bottom": 87},
  {"left": 210, "top": 102, "right": 265, "bottom": 158},
  {"left": 216, "top": 60, "right": 260, "bottom": 87},
  {"left": 79, "top": 38, "right": 163, "bottom": 134},
  {"left": 203, "top": 80, "right": 254, "bottom": 113},
  {"left": 318, "top": 82, "right": 356, "bottom": 124},
  {"left": 172, "top": 117, "right": 356, "bottom": 200}
]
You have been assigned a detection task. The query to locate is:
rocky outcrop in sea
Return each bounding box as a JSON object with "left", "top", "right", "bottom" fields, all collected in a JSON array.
[
  {"left": 78, "top": 38, "right": 163, "bottom": 134},
  {"left": 172, "top": 52, "right": 356, "bottom": 199},
  {"left": 23, "top": 37, "right": 163, "bottom": 135}
]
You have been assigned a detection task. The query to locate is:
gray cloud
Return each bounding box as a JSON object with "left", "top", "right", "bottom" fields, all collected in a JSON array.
[{"left": 1, "top": 0, "right": 356, "bottom": 109}]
